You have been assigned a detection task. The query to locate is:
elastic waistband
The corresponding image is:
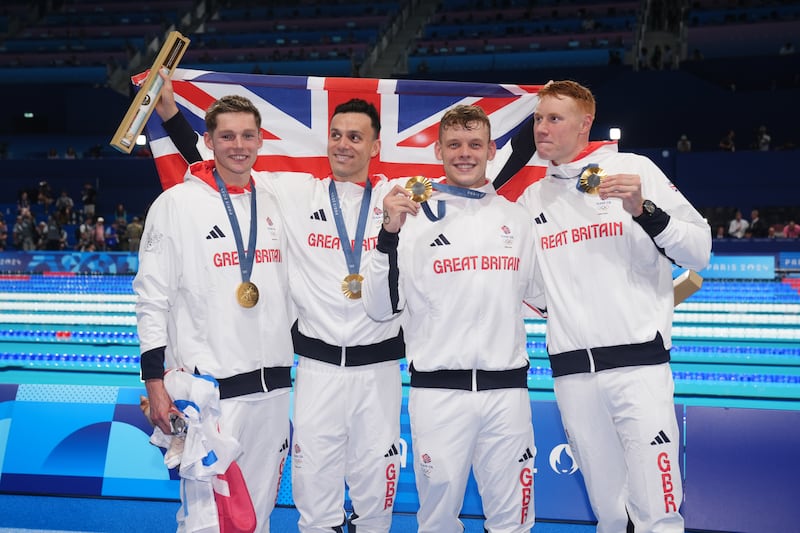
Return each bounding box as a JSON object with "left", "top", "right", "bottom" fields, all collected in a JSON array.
[
  {"left": 548, "top": 332, "right": 669, "bottom": 378},
  {"left": 409, "top": 361, "right": 529, "bottom": 391},
  {"left": 213, "top": 366, "right": 292, "bottom": 399},
  {"left": 291, "top": 322, "right": 405, "bottom": 367}
]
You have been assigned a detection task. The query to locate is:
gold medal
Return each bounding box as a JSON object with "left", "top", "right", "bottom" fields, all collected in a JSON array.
[
  {"left": 405, "top": 176, "right": 433, "bottom": 202},
  {"left": 341, "top": 273, "right": 364, "bottom": 300},
  {"left": 236, "top": 281, "right": 259, "bottom": 308},
  {"left": 577, "top": 165, "right": 606, "bottom": 195}
]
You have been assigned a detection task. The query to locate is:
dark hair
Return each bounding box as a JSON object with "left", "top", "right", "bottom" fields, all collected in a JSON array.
[
  {"left": 332, "top": 98, "right": 381, "bottom": 138},
  {"left": 205, "top": 95, "right": 262, "bottom": 133}
]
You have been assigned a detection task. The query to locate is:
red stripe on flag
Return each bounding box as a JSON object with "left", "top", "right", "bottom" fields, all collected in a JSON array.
[
  {"left": 495, "top": 166, "right": 548, "bottom": 203},
  {"left": 397, "top": 97, "right": 520, "bottom": 148},
  {"left": 323, "top": 78, "right": 382, "bottom": 117},
  {"left": 472, "top": 96, "right": 519, "bottom": 115},
  {"left": 174, "top": 80, "right": 279, "bottom": 140},
  {"left": 254, "top": 155, "right": 332, "bottom": 177},
  {"left": 397, "top": 124, "right": 438, "bottom": 149},
  {"left": 155, "top": 153, "right": 190, "bottom": 190}
]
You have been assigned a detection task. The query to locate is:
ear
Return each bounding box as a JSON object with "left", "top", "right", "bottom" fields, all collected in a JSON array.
[
  {"left": 203, "top": 131, "right": 213, "bottom": 151},
  {"left": 487, "top": 139, "right": 497, "bottom": 161},
  {"left": 434, "top": 140, "right": 443, "bottom": 162},
  {"left": 370, "top": 138, "right": 381, "bottom": 158},
  {"left": 580, "top": 114, "right": 594, "bottom": 135}
]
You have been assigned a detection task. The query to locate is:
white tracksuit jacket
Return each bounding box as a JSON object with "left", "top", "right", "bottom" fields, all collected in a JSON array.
[
  {"left": 260, "top": 172, "right": 404, "bottom": 356},
  {"left": 517, "top": 143, "right": 711, "bottom": 374},
  {"left": 135, "top": 161, "right": 295, "bottom": 378},
  {"left": 362, "top": 179, "right": 540, "bottom": 373}
]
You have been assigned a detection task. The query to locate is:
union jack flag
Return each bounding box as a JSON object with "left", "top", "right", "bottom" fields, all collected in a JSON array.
[{"left": 141, "top": 68, "right": 546, "bottom": 200}]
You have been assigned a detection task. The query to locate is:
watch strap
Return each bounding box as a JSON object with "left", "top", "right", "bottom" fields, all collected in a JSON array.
[{"left": 633, "top": 203, "right": 670, "bottom": 237}]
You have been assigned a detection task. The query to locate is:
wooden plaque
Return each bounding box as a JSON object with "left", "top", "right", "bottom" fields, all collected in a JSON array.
[
  {"left": 110, "top": 31, "right": 190, "bottom": 153},
  {"left": 673, "top": 269, "right": 703, "bottom": 306}
]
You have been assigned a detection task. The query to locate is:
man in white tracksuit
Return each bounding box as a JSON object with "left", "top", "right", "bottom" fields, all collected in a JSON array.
[
  {"left": 363, "top": 105, "right": 541, "bottom": 533},
  {"left": 155, "top": 78, "right": 404, "bottom": 533},
  {"left": 136, "top": 95, "right": 295, "bottom": 532},
  {"left": 514, "top": 80, "right": 711, "bottom": 532}
]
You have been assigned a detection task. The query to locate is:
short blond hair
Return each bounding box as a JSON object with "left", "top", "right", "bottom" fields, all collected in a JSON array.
[
  {"left": 439, "top": 104, "right": 491, "bottom": 139},
  {"left": 205, "top": 95, "right": 262, "bottom": 133}
]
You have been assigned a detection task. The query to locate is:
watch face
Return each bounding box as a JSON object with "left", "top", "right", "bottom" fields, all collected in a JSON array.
[
  {"left": 383, "top": 211, "right": 390, "bottom": 225},
  {"left": 643, "top": 200, "right": 655, "bottom": 215}
]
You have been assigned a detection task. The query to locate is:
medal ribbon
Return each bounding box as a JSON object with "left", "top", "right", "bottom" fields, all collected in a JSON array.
[
  {"left": 213, "top": 170, "right": 257, "bottom": 284},
  {"left": 329, "top": 178, "right": 373, "bottom": 277},
  {"left": 421, "top": 181, "right": 486, "bottom": 222}
]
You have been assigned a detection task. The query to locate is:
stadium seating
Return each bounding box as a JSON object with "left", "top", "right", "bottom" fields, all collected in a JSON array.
[{"left": 408, "top": 0, "right": 638, "bottom": 73}]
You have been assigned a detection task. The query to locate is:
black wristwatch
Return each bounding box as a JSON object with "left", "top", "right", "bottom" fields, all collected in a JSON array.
[{"left": 640, "top": 199, "right": 656, "bottom": 217}]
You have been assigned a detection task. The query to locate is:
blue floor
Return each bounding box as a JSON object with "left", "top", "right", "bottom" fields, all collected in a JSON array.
[{"left": 0, "top": 494, "right": 595, "bottom": 532}]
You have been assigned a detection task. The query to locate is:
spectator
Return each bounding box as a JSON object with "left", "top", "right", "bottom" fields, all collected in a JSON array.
[
  {"left": 126, "top": 216, "right": 144, "bottom": 252},
  {"left": 15, "top": 209, "right": 38, "bottom": 251},
  {"left": 54, "top": 190, "right": 75, "bottom": 225},
  {"left": 47, "top": 148, "right": 60, "bottom": 159},
  {"left": 749, "top": 209, "right": 768, "bottom": 238},
  {"left": 36, "top": 221, "right": 48, "bottom": 250},
  {"left": 719, "top": 130, "right": 735, "bottom": 152},
  {"left": 113, "top": 203, "right": 128, "bottom": 224},
  {"left": 17, "top": 191, "right": 31, "bottom": 215},
  {"left": 756, "top": 126, "right": 771, "bottom": 151},
  {"left": 93, "top": 216, "right": 106, "bottom": 250},
  {"left": 64, "top": 146, "right": 78, "bottom": 159},
  {"left": 783, "top": 220, "right": 800, "bottom": 239},
  {"left": 44, "top": 215, "right": 63, "bottom": 250},
  {"left": 11, "top": 215, "right": 23, "bottom": 249},
  {"left": 728, "top": 210, "right": 749, "bottom": 238},
  {"left": 676, "top": 134, "right": 691, "bottom": 152},
  {"left": 105, "top": 221, "right": 120, "bottom": 250},
  {"left": 768, "top": 226, "right": 777, "bottom": 239},
  {"left": 81, "top": 183, "right": 97, "bottom": 218},
  {"left": 37, "top": 180, "right": 54, "bottom": 211},
  {"left": 76, "top": 216, "right": 94, "bottom": 251},
  {"left": 714, "top": 225, "right": 727, "bottom": 239},
  {"left": 0, "top": 218, "right": 7, "bottom": 250}
]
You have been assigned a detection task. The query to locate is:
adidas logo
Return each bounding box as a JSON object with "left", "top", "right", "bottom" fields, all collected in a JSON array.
[
  {"left": 534, "top": 212, "right": 548, "bottom": 225},
  {"left": 518, "top": 447, "right": 534, "bottom": 462},
  {"left": 429, "top": 233, "right": 451, "bottom": 247},
  {"left": 650, "top": 430, "right": 671, "bottom": 446},
  {"left": 310, "top": 209, "right": 327, "bottom": 221},
  {"left": 384, "top": 443, "right": 400, "bottom": 458},
  {"left": 279, "top": 438, "right": 288, "bottom": 453},
  {"left": 206, "top": 225, "right": 226, "bottom": 239}
]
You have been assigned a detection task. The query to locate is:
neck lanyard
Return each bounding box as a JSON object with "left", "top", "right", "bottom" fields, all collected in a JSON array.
[
  {"left": 213, "top": 170, "right": 257, "bottom": 284},
  {"left": 421, "top": 180, "right": 486, "bottom": 222},
  {"left": 328, "top": 178, "right": 373, "bottom": 276}
]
